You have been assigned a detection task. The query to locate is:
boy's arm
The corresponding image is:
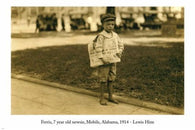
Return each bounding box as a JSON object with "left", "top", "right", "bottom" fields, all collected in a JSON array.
[
  {"left": 117, "top": 35, "right": 124, "bottom": 56},
  {"left": 94, "top": 35, "right": 109, "bottom": 64},
  {"left": 94, "top": 35, "right": 104, "bottom": 59}
]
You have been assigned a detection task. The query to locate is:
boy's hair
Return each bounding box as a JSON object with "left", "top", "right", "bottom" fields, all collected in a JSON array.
[{"left": 100, "top": 13, "right": 116, "bottom": 24}]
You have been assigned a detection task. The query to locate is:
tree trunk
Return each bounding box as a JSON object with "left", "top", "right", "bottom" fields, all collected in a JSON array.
[{"left": 106, "top": 7, "right": 115, "bottom": 15}]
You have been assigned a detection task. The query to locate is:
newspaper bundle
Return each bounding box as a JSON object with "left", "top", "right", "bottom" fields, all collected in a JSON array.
[{"left": 88, "top": 38, "right": 121, "bottom": 68}]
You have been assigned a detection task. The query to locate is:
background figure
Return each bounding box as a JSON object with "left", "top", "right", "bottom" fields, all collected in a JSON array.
[
  {"left": 45, "top": 14, "right": 52, "bottom": 31},
  {"left": 61, "top": 14, "right": 65, "bottom": 31},
  {"left": 35, "top": 15, "right": 40, "bottom": 33},
  {"left": 52, "top": 13, "right": 58, "bottom": 31},
  {"left": 134, "top": 13, "right": 145, "bottom": 30},
  {"left": 27, "top": 15, "right": 31, "bottom": 27}
]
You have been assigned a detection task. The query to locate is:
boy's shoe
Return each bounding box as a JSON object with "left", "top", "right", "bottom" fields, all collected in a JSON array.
[
  {"left": 107, "top": 81, "right": 119, "bottom": 104},
  {"left": 100, "top": 99, "right": 107, "bottom": 105},
  {"left": 108, "top": 98, "right": 119, "bottom": 104}
]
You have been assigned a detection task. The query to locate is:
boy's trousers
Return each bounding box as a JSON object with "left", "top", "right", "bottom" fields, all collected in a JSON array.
[{"left": 98, "top": 63, "right": 116, "bottom": 82}]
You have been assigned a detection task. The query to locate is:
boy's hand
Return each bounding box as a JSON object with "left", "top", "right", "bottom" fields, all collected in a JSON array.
[
  {"left": 100, "top": 58, "right": 109, "bottom": 64},
  {"left": 116, "top": 53, "right": 122, "bottom": 58}
]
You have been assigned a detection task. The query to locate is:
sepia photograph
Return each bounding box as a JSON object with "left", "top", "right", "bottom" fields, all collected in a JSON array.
[
  {"left": 11, "top": 6, "right": 184, "bottom": 115},
  {"left": 2, "top": 0, "right": 195, "bottom": 128}
]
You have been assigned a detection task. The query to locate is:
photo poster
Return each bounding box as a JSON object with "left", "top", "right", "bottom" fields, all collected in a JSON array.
[{"left": 0, "top": 0, "right": 195, "bottom": 130}]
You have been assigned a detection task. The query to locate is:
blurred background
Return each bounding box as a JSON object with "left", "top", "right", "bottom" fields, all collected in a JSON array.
[{"left": 11, "top": 7, "right": 184, "bottom": 35}]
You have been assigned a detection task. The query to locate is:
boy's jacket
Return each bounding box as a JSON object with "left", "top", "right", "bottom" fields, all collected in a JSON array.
[{"left": 88, "top": 30, "right": 124, "bottom": 68}]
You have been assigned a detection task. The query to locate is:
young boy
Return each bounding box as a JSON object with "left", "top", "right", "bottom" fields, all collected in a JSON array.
[{"left": 94, "top": 13, "right": 124, "bottom": 105}]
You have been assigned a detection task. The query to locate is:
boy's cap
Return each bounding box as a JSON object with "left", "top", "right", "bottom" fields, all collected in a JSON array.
[{"left": 101, "top": 13, "right": 116, "bottom": 23}]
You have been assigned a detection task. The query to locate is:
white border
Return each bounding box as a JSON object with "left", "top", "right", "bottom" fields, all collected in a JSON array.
[{"left": 9, "top": 0, "right": 186, "bottom": 6}]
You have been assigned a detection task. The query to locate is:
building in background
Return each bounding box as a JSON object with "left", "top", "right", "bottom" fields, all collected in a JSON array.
[{"left": 11, "top": 7, "right": 184, "bottom": 32}]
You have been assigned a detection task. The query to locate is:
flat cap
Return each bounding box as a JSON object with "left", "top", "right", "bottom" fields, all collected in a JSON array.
[{"left": 101, "top": 13, "right": 116, "bottom": 23}]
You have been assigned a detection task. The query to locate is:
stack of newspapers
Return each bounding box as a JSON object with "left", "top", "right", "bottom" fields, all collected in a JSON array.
[{"left": 88, "top": 42, "right": 120, "bottom": 68}]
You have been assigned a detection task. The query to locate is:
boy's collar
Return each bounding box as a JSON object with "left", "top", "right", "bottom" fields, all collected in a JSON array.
[{"left": 100, "top": 30, "right": 113, "bottom": 38}]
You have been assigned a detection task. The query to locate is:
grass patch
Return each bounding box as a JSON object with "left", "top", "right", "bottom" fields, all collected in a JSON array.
[{"left": 11, "top": 42, "right": 184, "bottom": 108}]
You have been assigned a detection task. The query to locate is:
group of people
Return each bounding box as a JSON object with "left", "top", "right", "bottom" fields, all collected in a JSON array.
[{"left": 35, "top": 13, "right": 58, "bottom": 32}]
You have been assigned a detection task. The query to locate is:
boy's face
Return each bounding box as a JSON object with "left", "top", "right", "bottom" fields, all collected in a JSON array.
[{"left": 103, "top": 20, "right": 115, "bottom": 33}]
